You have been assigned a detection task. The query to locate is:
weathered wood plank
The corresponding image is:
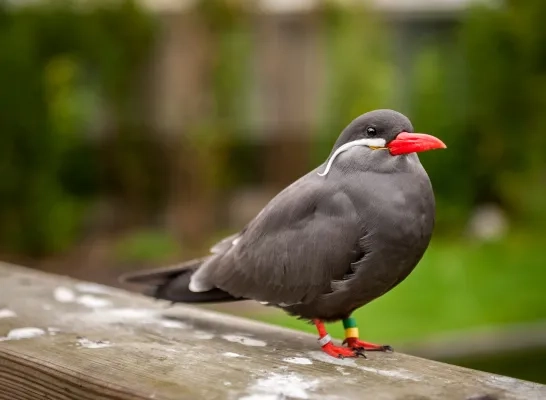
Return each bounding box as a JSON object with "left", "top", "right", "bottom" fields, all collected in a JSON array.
[{"left": 0, "top": 262, "right": 544, "bottom": 400}]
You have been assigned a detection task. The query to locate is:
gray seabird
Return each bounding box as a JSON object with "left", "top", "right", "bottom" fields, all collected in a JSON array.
[{"left": 120, "top": 109, "right": 446, "bottom": 358}]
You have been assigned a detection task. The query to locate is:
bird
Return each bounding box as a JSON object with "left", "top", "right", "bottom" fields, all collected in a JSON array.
[{"left": 120, "top": 109, "right": 446, "bottom": 359}]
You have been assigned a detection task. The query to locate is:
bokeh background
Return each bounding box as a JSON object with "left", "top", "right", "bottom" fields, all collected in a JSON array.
[{"left": 1, "top": 0, "right": 545, "bottom": 384}]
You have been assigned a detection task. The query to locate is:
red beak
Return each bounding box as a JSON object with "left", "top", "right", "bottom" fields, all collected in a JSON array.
[{"left": 387, "top": 132, "right": 447, "bottom": 156}]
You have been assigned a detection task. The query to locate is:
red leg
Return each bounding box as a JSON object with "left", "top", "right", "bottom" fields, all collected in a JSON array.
[
  {"left": 342, "top": 316, "right": 393, "bottom": 352},
  {"left": 343, "top": 337, "right": 393, "bottom": 352},
  {"left": 314, "top": 320, "right": 365, "bottom": 359}
]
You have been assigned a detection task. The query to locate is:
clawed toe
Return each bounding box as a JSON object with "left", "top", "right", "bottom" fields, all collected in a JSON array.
[
  {"left": 322, "top": 342, "right": 366, "bottom": 359},
  {"left": 344, "top": 338, "right": 394, "bottom": 352},
  {"left": 353, "top": 348, "right": 367, "bottom": 358}
]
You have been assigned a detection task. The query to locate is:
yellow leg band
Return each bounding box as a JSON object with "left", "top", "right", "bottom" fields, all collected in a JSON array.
[{"left": 345, "top": 327, "right": 359, "bottom": 339}]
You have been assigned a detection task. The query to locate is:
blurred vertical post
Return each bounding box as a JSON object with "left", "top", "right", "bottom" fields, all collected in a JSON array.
[
  {"left": 251, "top": 3, "right": 325, "bottom": 190},
  {"left": 148, "top": 5, "right": 214, "bottom": 248}
]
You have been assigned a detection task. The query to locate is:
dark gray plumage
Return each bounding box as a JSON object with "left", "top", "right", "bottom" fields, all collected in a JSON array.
[{"left": 121, "top": 109, "right": 441, "bottom": 323}]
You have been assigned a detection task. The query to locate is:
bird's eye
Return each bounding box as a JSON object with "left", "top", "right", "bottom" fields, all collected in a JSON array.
[{"left": 366, "top": 127, "right": 377, "bottom": 136}]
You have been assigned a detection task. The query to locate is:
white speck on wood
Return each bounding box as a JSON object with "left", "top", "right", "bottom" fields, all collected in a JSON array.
[
  {"left": 309, "top": 351, "right": 419, "bottom": 380},
  {"left": 78, "top": 308, "right": 193, "bottom": 331},
  {"left": 0, "top": 327, "right": 46, "bottom": 341},
  {"left": 75, "top": 282, "right": 114, "bottom": 295},
  {"left": 221, "top": 334, "right": 266, "bottom": 347},
  {"left": 54, "top": 287, "right": 76, "bottom": 303},
  {"left": 283, "top": 357, "right": 313, "bottom": 365},
  {"left": 76, "top": 337, "right": 112, "bottom": 349},
  {"left": 223, "top": 381, "right": 232, "bottom": 386},
  {"left": 239, "top": 395, "right": 278, "bottom": 400},
  {"left": 76, "top": 295, "right": 112, "bottom": 309},
  {"left": 0, "top": 308, "right": 16, "bottom": 318},
  {"left": 55, "top": 286, "right": 113, "bottom": 309},
  {"left": 335, "top": 367, "right": 350, "bottom": 376},
  {"left": 482, "top": 374, "right": 544, "bottom": 392},
  {"left": 157, "top": 319, "right": 189, "bottom": 329},
  {"left": 240, "top": 372, "right": 318, "bottom": 400},
  {"left": 193, "top": 330, "right": 214, "bottom": 340},
  {"left": 488, "top": 375, "right": 520, "bottom": 385},
  {"left": 104, "top": 308, "right": 153, "bottom": 319},
  {"left": 81, "top": 308, "right": 155, "bottom": 324},
  {"left": 358, "top": 366, "right": 421, "bottom": 381},
  {"left": 223, "top": 352, "right": 245, "bottom": 358},
  {"left": 308, "top": 351, "right": 358, "bottom": 367}
]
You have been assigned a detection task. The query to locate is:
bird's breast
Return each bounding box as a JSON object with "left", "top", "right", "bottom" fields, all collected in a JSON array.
[{"left": 346, "top": 168, "right": 435, "bottom": 296}]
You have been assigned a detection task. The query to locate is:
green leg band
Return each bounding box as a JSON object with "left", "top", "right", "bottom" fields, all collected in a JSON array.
[{"left": 342, "top": 317, "right": 357, "bottom": 329}]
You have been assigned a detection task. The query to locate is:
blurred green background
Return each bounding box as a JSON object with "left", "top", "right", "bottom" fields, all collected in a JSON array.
[{"left": 1, "top": 0, "right": 545, "bottom": 385}]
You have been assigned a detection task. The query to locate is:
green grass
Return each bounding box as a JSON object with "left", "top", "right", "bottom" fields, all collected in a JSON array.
[{"left": 248, "top": 232, "right": 546, "bottom": 343}]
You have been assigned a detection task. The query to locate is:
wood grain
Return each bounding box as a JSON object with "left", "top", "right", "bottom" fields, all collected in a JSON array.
[{"left": 0, "top": 262, "right": 544, "bottom": 400}]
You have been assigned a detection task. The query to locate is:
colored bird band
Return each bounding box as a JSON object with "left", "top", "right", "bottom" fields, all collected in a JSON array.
[
  {"left": 344, "top": 327, "right": 359, "bottom": 339},
  {"left": 342, "top": 317, "right": 359, "bottom": 339},
  {"left": 318, "top": 334, "right": 332, "bottom": 347}
]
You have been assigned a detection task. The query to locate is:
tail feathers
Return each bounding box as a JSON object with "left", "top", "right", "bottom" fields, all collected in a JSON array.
[
  {"left": 152, "top": 270, "right": 245, "bottom": 303},
  {"left": 120, "top": 258, "right": 245, "bottom": 304},
  {"left": 120, "top": 257, "right": 211, "bottom": 286}
]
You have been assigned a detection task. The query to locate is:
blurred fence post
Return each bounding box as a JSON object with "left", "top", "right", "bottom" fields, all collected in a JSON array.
[
  {"left": 142, "top": 4, "right": 327, "bottom": 244},
  {"left": 252, "top": 8, "right": 326, "bottom": 190},
  {"left": 146, "top": 8, "right": 218, "bottom": 247}
]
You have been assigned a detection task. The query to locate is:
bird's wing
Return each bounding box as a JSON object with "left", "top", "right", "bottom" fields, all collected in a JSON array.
[
  {"left": 209, "top": 232, "right": 242, "bottom": 254},
  {"left": 203, "top": 177, "right": 362, "bottom": 305}
]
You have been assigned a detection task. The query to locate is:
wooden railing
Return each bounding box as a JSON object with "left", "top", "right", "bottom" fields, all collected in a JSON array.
[{"left": 0, "top": 262, "right": 544, "bottom": 400}]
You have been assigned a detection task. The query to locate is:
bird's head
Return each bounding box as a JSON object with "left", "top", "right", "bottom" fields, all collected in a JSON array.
[
  {"left": 319, "top": 109, "right": 446, "bottom": 176},
  {"left": 338, "top": 109, "right": 446, "bottom": 155}
]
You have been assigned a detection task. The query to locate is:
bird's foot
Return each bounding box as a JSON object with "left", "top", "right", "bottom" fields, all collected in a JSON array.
[
  {"left": 343, "top": 337, "right": 393, "bottom": 352},
  {"left": 321, "top": 342, "right": 366, "bottom": 359},
  {"left": 314, "top": 319, "right": 366, "bottom": 359}
]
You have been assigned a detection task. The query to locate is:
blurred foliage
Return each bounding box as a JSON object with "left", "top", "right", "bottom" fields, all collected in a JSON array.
[
  {"left": 184, "top": 0, "right": 252, "bottom": 193},
  {"left": 410, "top": 1, "right": 546, "bottom": 231},
  {"left": 2, "top": 0, "right": 546, "bottom": 257},
  {"left": 316, "top": 1, "right": 546, "bottom": 233},
  {"left": 315, "top": 2, "right": 395, "bottom": 161},
  {"left": 114, "top": 229, "right": 180, "bottom": 265},
  {"left": 0, "top": 0, "right": 156, "bottom": 256}
]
